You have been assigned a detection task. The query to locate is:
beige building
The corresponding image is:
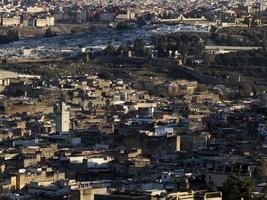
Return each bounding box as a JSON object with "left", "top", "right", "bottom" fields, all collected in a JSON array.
[
  {"left": 27, "top": 6, "right": 48, "bottom": 13},
  {"left": 180, "top": 132, "right": 210, "bottom": 152},
  {"left": 0, "top": 175, "right": 17, "bottom": 194},
  {"left": 168, "top": 191, "right": 222, "bottom": 200},
  {"left": 167, "top": 80, "right": 198, "bottom": 96},
  {"left": 0, "top": 169, "right": 65, "bottom": 192},
  {"left": 192, "top": 92, "right": 220, "bottom": 104},
  {"left": 1, "top": 16, "right": 20, "bottom": 26},
  {"left": 5, "top": 103, "right": 53, "bottom": 115},
  {"left": 71, "top": 187, "right": 107, "bottom": 200},
  {"left": 205, "top": 156, "right": 256, "bottom": 188},
  {"left": 22, "top": 153, "right": 41, "bottom": 168},
  {"left": 116, "top": 9, "right": 136, "bottom": 21},
  {"left": 16, "top": 170, "right": 65, "bottom": 190},
  {"left": 35, "top": 17, "right": 55, "bottom": 27}
]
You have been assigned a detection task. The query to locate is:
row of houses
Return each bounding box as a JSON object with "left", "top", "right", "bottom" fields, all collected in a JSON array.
[{"left": 0, "top": 15, "right": 54, "bottom": 27}]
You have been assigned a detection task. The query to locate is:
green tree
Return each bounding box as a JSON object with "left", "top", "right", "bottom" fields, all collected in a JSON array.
[
  {"left": 6, "top": 29, "right": 19, "bottom": 42},
  {"left": 116, "top": 45, "right": 129, "bottom": 56},
  {"left": 133, "top": 38, "right": 145, "bottom": 56},
  {"left": 44, "top": 27, "right": 57, "bottom": 38},
  {"left": 196, "top": 84, "right": 207, "bottom": 92},
  {"left": 238, "top": 82, "right": 255, "bottom": 96},
  {"left": 222, "top": 175, "right": 254, "bottom": 200},
  {"left": 116, "top": 22, "right": 130, "bottom": 30},
  {"left": 0, "top": 29, "right": 19, "bottom": 44},
  {"left": 103, "top": 44, "right": 117, "bottom": 56}
]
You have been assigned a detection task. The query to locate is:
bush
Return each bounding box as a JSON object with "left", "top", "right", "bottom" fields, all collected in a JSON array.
[{"left": 0, "top": 29, "right": 19, "bottom": 44}]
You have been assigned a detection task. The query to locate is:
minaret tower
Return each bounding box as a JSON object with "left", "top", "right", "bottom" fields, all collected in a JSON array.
[{"left": 54, "top": 102, "right": 70, "bottom": 134}]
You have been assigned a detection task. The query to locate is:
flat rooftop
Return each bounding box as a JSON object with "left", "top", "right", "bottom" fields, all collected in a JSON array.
[{"left": 0, "top": 70, "right": 18, "bottom": 79}]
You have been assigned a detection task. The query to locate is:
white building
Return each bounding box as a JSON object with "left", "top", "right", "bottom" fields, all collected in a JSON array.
[
  {"left": 86, "top": 156, "right": 113, "bottom": 169},
  {"left": 155, "top": 125, "right": 174, "bottom": 136}
]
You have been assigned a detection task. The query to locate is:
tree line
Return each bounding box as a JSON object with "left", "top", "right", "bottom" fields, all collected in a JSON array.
[{"left": 0, "top": 29, "right": 19, "bottom": 44}]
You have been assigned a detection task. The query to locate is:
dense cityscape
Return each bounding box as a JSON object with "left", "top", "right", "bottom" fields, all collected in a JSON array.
[{"left": 0, "top": 0, "right": 267, "bottom": 199}]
